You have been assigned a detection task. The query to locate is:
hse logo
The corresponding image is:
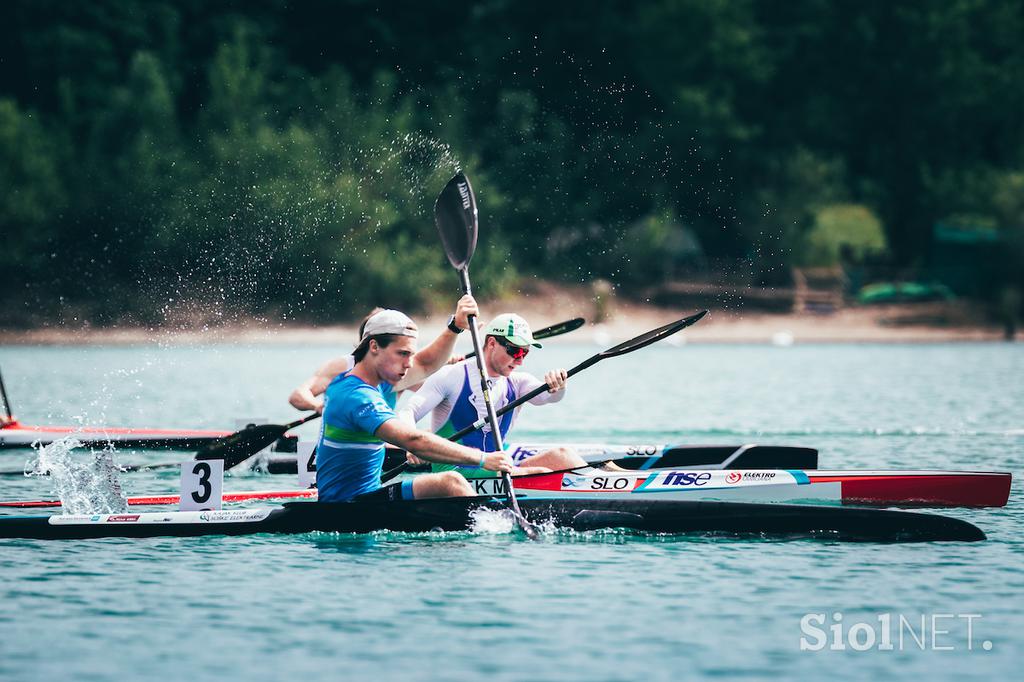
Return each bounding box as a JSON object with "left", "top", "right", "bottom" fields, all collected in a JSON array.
[
  {"left": 662, "top": 471, "right": 712, "bottom": 487},
  {"left": 510, "top": 446, "right": 540, "bottom": 462}
]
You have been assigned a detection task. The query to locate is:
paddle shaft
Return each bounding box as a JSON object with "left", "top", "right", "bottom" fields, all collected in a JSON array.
[
  {"left": 0, "top": 368, "right": 12, "bottom": 420},
  {"left": 458, "top": 269, "right": 533, "bottom": 535}
]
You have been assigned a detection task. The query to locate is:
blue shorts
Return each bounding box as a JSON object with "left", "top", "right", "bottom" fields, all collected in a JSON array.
[{"left": 353, "top": 480, "right": 415, "bottom": 503}]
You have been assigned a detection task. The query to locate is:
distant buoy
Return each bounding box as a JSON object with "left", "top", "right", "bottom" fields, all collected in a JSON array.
[{"left": 771, "top": 330, "right": 794, "bottom": 347}]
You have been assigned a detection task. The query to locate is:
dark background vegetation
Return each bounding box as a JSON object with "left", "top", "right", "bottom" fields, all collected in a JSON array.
[{"left": 2, "top": 0, "right": 1022, "bottom": 327}]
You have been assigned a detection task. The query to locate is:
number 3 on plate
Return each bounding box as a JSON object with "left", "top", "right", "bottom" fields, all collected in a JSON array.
[{"left": 180, "top": 459, "right": 224, "bottom": 511}]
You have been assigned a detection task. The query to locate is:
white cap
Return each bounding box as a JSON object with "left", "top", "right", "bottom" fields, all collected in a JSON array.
[
  {"left": 484, "top": 313, "right": 542, "bottom": 348},
  {"left": 360, "top": 309, "right": 418, "bottom": 343}
]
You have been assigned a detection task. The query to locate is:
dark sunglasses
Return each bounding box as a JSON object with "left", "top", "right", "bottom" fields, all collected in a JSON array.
[{"left": 494, "top": 336, "right": 529, "bottom": 360}]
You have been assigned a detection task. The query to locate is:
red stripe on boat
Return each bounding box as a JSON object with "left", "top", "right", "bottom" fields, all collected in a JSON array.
[{"left": 808, "top": 473, "right": 1011, "bottom": 507}]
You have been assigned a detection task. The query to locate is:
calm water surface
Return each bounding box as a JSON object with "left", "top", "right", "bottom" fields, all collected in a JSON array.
[{"left": 0, "top": 341, "right": 1021, "bottom": 681}]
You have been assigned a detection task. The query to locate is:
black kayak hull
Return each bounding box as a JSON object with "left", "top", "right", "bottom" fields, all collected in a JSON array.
[{"left": 0, "top": 498, "right": 984, "bottom": 542}]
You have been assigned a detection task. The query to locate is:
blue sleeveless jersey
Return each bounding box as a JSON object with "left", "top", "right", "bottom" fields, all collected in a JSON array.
[{"left": 315, "top": 373, "right": 397, "bottom": 502}]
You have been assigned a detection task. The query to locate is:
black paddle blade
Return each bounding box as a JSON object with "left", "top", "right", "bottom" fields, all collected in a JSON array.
[
  {"left": 194, "top": 423, "right": 287, "bottom": 467},
  {"left": 534, "top": 317, "right": 585, "bottom": 340},
  {"left": 600, "top": 310, "right": 707, "bottom": 359},
  {"left": 434, "top": 172, "right": 478, "bottom": 270}
]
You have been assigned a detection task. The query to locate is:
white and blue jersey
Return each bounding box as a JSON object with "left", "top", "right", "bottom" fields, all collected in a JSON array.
[
  {"left": 400, "top": 360, "right": 564, "bottom": 457},
  {"left": 316, "top": 373, "right": 400, "bottom": 502}
]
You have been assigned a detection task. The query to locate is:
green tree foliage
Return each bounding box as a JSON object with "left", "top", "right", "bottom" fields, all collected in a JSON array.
[
  {"left": 802, "top": 205, "right": 887, "bottom": 267},
  {"left": 0, "top": 0, "right": 1021, "bottom": 325},
  {"left": 0, "top": 99, "right": 67, "bottom": 276}
]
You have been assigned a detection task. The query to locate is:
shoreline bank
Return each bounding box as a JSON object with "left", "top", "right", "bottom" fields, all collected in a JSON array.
[{"left": 0, "top": 297, "right": 1012, "bottom": 345}]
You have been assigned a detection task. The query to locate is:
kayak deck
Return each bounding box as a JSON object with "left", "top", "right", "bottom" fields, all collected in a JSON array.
[
  {"left": 507, "top": 469, "right": 1012, "bottom": 508},
  {"left": 0, "top": 498, "right": 986, "bottom": 542}
]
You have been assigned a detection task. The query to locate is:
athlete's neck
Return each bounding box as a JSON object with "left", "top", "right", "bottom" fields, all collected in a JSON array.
[{"left": 350, "top": 362, "right": 380, "bottom": 387}]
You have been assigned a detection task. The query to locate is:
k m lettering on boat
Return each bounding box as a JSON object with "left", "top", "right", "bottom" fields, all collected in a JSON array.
[
  {"left": 663, "top": 472, "right": 712, "bottom": 486},
  {"left": 799, "top": 612, "right": 992, "bottom": 652},
  {"left": 473, "top": 478, "right": 508, "bottom": 495}
]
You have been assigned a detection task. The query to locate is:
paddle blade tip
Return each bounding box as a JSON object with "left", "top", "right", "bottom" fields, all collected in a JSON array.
[{"left": 434, "top": 172, "right": 479, "bottom": 270}]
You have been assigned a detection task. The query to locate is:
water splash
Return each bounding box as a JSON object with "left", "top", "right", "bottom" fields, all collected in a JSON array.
[
  {"left": 26, "top": 438, "right": 128, "bottom": 514},
  {"left": 468, "top": 506, "right": 560, "bottom": 536},
  {"left": 468, "top": 506, "right": 517, "bottom": 534}
]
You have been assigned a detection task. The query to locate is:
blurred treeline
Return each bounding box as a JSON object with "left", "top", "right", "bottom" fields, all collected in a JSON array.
[{"left": 2, "top": 0, "right": 1022, "bottom": 327}]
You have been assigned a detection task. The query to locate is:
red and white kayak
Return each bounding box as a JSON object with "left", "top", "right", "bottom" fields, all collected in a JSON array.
[
  {"left": 2, "top": 468, "right": 1008, "bottom": 510},
  {"left": 504, "top": 469, "right": 1012, "bottom": 508},
  {"left": 0, "top": 421, "right": 234, "bottom": 450}
]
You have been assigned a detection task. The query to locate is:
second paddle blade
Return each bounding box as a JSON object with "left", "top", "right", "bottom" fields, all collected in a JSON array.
[{"left": 194, "top": 423, "right": 287, "bottom": 466}]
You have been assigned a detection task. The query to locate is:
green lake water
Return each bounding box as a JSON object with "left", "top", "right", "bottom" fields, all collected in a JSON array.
[{"left": 0, "top": 341, "right": 1021, "bottom": 681}]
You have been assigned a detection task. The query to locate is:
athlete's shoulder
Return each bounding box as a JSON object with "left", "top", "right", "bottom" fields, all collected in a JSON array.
[
  {"left": 422, "top": 361, "right": 464, "bottom": 387},
  {"left": 319, "top": 355, "right": 355, "bottom": 378},
  {"left": 335, "top": 379, "right": 393, "bottom": 416},
  {"left": 326, "top": 370, "right": 357, "bottom": 392}
]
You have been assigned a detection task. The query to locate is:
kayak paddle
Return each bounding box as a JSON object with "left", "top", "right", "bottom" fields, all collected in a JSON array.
[
  {"left": 435, "top": 171, "right": 538, "bottom": 539},
  {"left": 450, "top": 311, "right": 706, "bottom": 442},
  {"left": 379, "top": 310, "right": 708, "bottom": 484},
  {"left": 193, "top": 412, "right": 321, "bottom": 467}
]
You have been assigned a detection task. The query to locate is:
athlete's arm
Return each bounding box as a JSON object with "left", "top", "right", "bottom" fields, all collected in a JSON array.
[
  {"left": 376, "top": 419, "right": 512, "bottom": 472},
  {"left": 398, "top": 365, "right": 454, "bottom": 426},
  {"left": 519, "top": 369, "right": 569, "bottom": 406},
  {"left": 288, "top": 356, "right": 354, "bottom": 412},
  {"left": 394, "top": 295, "right": 477, "bottom": 391}
]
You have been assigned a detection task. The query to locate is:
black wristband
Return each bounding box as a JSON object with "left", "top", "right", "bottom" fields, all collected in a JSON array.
[{"left": 447, "top": 315, "right": 464, "bottom": 334}]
